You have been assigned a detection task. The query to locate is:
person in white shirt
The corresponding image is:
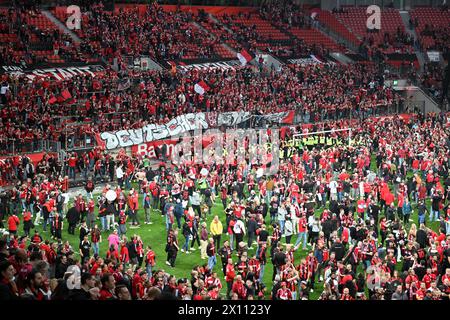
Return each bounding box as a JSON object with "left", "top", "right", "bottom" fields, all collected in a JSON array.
[
  {"left": 277, "top": 203, "right": 287, "bottom": 235},
  {"left": 233, "top": 219, "right": 246, "bottom": 250},
  {"left": 189, "top": 191, "right": 201, "bottom": 217},
  {"left": 329, "top": 180, "right": 338, "bottom": 201},
  {"left": 284, "top": 215, "right": 294, "bottom": 244},
  {"left": 0, "top": 82, "right": 8, "bottom": 104},
  {"left": 116, "top": 165, "right": 124, "bottom": 188}
]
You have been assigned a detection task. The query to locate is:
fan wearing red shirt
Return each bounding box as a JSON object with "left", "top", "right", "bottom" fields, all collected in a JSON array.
[
  {"left": 276, "top": 282, "right": 292, "bottom": 300},
  {"left": 99, "top": 273, "right": 117, "bottom": 300},
  {"left": 133, "top": 271, "right": 147, "bottom": 300},
  {"left": 7, "top": 214, "right": 20, "bottom": 235},
  {"left": 340, "top": 288, "right": 354, "bottom": 300},
  {"left": 289, "top": 182, "right": 300, "bottom": 203},
  {"left": 441, "top": 269, "right": 450, "bottom": 284},
  {"left": 405, "top": 270, "right": 419, "bottom": 290},
  {"left": 127, "top": 189, "right": 140, "bottom": 226},
  {"left": 205, "top": 272, "right": 222, "bottom": 291},
  {"left": 422, "top": 268, "right": 436, "bottom": 289},
  {"left": 120, "top": 242, "right": 129, "bottom": 265},
  {"left": 67, "top": 154, "right": 77, "bottom": 179},
  {"left": 225, "top": 258, "right": 236, "bottom": 298},
  {"left": 145, "top": 246, "right": 156, "bottom": 278},
  {"left": 415, "top": 283, "right": 427, "bottom": 300},
  {"left": 357, "top": 198, "right": 367, "bottom": 219},
  {"left": 22, "top": 210, "right": 32, "bottom": 236},
  {"left": 231, "top": 275, "right": 247, "bottom": 300},
  {"left": 208, "top": 286, "right": 220, "bottom": 300}
]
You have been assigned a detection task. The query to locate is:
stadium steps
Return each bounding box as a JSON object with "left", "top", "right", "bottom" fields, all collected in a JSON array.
[
  {"left": 203, "top": 13, "right": 240, "bottom": 55},
  {"left": 399, "top": 10, "right": 425, "bottom": 71},
  {"left": 334, "top": 15, "right": 361, "bottom": 43},
  {"left": 191, "top": 21, "right": 237, "bottom": 58},
  {"left": 42, "top": 9, "right": 81, "bottom": 45},
  {"left": 409, "top": 7, "right": 450, "bottom": 53},
  {"left": 208, "top": 13, "right": 234, "bottom": 35},
  {"left": 311, "top": 9, "right": 361, "bottom": 52},
  {"left": 328, "top": 52, "right": 353, "bottom": 65}
]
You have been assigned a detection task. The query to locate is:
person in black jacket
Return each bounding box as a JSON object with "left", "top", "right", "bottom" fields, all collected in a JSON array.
[
  {"left": 272, "top": 244, "right": 286, "bottom": 281},
  {"left": 190, "top": 215, "right": 200, "bottom": 250},
  {"left": 368, "top": 201, "right": 380, "bottom": 233},
  {"left": 181, "top": 221, "right": 193, "bottom": 253},
  {"left": 66, "top": 206, "right": 80, "bottom": 235},
  {"left": 79, "top": 221, "right": 89, "bottom": 245},
  {"left": 271, "top": 275, "right": 281, "bottom": 300},
  {"left": 69, "top": 273, "right": 96, "bottom": 300},
  {"left": 0, "top": 261, "right": 19, "bottom": 300},
  {"left": 54, "top": 255, "right": 69, "bottom": 279},
  {"left": 416, "top": 224, "right": 428, "bottom": 249},
  {"left": 440, "top": 59, "right": 450, "bottom": 107},
  {"left": 322, "top": 218, "right": 332, "bottom": 245},
  {"left": 219, "top": 240, "right": 232, "bottom": 276},
  {"left": 247, "top": 215, "right": 257, "bottom": 248},
  {"left": 127, "top": 237, "right": 138, "bottom": 266},
  {"left": 330, "top": 237, "right": 345, "bottom": 261}
]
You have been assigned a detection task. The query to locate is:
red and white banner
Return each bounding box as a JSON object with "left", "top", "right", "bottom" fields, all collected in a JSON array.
[
  {"left": 97, "top": 110, "right": 295, "bottom": 150},
  {"left": 132, "top": 140, "right": 178, "bottom": 158},
  {"left": 0, "top": 64, "right": 105, "bottom": 81},
  {"left": 237, "top": 49, "right": 255, "bottom": 66},
  {"left": 194, "top": 81, "right": 210, "bottom": 95}
]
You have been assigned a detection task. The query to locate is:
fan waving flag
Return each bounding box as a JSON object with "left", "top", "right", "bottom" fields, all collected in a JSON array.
[
  {"left": 237, "top": 49, "right": 255, "bottom": 66},
  {"left": 194, "top": 81, "right": 210, "bottom": 95}
]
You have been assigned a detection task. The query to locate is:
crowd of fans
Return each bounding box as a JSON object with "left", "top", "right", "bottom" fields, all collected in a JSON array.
[
  {"left": 83, "top": 3, "right": 223, "bottom": 64},
  {"left": 0, "top": 58, "right": 403, "bottom": 159},
  {"left": 0, "top": 0, "right": 449, "bottom": 302},
  {"left": 0, "top": 6, "right": 97, "bottom": 67},
  {"left": 1, "top": 112, "right": 450, "bottom": 300},
  {"left": 418, "top": 25, "right": 450, "bottom": 55}
]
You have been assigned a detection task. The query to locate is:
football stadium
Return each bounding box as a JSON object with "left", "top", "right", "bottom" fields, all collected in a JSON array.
[{"left": 0, "top": 0, "right": 449, "bottom": 303}]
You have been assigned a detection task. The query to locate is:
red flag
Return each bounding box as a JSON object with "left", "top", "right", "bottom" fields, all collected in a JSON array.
[
  {"left": 281, "top": 111, "right": 295, "bottom": 124},
  {"left": 61, "top": 89, "right": 72, "bottom": 100},
  {"left": 48, "top": 96, "right": 57, "bottom": 104},
  {"left": 194, "top": 81, "right": 210, "bottom": 95},
  {"left": 237, "top": 49, "right": 255, "bottom": 66}
]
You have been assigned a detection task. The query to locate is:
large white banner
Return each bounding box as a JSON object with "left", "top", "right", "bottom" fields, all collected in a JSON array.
[
  {"left": 98, "top": 113, "right": 212, "bottom": 150},
  {"left": 177, "top": 60, "right": 241, "bottom": 72},
  {"left": 0, "top": 64, "right": 105, "bottom": 81},
  {"left": 97, "top": 110, "right": 295, "bottom": 150}
]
